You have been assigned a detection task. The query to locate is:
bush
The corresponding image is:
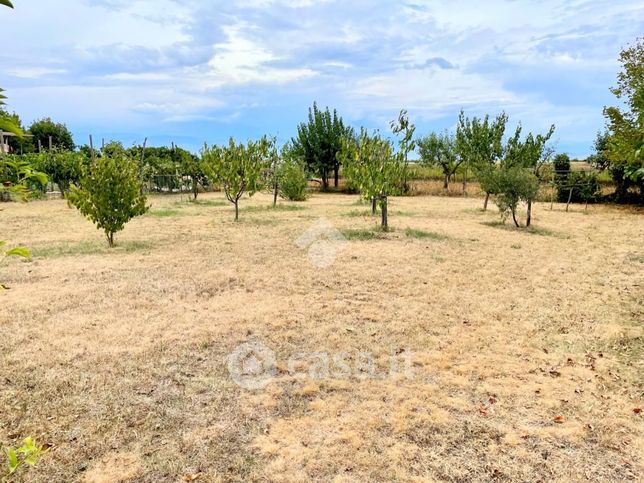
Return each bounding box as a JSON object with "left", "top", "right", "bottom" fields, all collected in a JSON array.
[
  {"left": 567, "top": 171, "right": 601, "bottom": 204},
  {"left": 279, "top": 157, "right": 308, "bottom": 201},
  {"left": 67, "top": 154, "right": 148, "bottom": 246}
]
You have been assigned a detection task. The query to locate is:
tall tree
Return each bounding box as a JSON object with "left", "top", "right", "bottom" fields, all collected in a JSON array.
[
  {"left": 417, "top": 131, "right": 461, "bottom": 190},
  {"left": 292, "top": 102, "right": 354, "bottom": 190},
  {"left": 603, "top": 38, "right": 644, "bottom": 201},
  {"left": 28, "top": 118, "right": 75, "bottom": 152},
  {"left": 455, "top": 110, "right": 508, "bottom": 210}
]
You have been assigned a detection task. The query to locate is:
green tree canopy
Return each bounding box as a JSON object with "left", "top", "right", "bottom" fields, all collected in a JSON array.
[
  {"left": 339, "top": 129, "right": 404, "bottom": 229},
  {"left": 202, "top": 137, "right": 272, "bottom": 221},
  {"left": 67, "top": 153, "right": 148, "bottom": 246},
  {"left": 417, "top": 131, "right": 461, "bottom": 190},
  {"left": 603, "top": 38, "right": 644, "bottom": 200},
  {"left": 455, "top": 110, "right": 508, "bottom": 209},
  {"left": 28, "top": 118, "right": 75, "bottom": 151},
  {"left": 292, "top": 102, "right": 354, "bottom": 190}
]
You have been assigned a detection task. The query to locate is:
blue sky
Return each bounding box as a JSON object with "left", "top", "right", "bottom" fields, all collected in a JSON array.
[{"left": 1, "top": 0, "right": 643, "bottom": 157}]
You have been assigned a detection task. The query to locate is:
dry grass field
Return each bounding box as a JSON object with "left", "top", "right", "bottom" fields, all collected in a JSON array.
[{"left": 1, "top": 192, "right": 642, "bottom": 482}]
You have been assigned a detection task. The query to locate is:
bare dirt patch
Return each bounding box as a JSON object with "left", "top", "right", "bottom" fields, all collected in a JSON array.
[{"left": 1, "top": 193, "right": 642, "bottom": 481}]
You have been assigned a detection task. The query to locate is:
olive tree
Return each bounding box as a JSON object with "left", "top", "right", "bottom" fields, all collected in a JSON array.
[
  {"left": 339, "top": 129, "right": 404, "bottom": 229},
  {"left": 494, "top": 166, "right": 539, "bottom": 227},
  {"left": 67, "top": 153, "right": 148, "bottom": 247},
  {"left": 202, "top": 137, "right": 272, "bottom": 221},
  {"left": 417, "top": 131, "right": 461, "bottom": 190},
  {"left": 456, "top": 110, "right": 508, "bottom": 209}
]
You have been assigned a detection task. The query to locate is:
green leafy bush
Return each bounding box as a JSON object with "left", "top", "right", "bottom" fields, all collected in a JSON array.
[
  {"left": 278, "top": 157, "right": 308, "bottom": 201},
  {"left": 566, "top": 171, "right": 601, "bottom": 204},
  {"left": 67, "top": 154, "right": 148, "bottom": 246}
]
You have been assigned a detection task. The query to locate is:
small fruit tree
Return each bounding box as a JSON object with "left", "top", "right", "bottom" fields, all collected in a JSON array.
[
  {"left": 455, "top": 110, "right": 508, "bottom": 209},
  {"left": 339, "top": 129, "right": 404, "bottom": 230},
  {"left": 67, "top": 152, "right": 148, "bottom": 247},
  {"left": 417, "top": 131, "right": 461, "bottom": 190},
  {"left": 202, "top": 137, "right": 272, "bottom": 221},
  {"left": 502, "top": 124, "right": 555, "bottom": 226}
]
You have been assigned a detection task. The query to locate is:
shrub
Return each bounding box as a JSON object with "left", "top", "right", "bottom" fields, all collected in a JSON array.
[
  {"left": 279, "top": 157, "right": 309, "bottom": 201},
  {"left": 567, "top": 171, "right": 601, "bottom": 204},
  {"left": 67, "top": 154, "right": 148, "bottom": 246}
]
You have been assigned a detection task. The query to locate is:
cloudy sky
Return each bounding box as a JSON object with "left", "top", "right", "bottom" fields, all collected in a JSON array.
[{"left": 1, "top": 1, "right": 643, "bottom": 157}]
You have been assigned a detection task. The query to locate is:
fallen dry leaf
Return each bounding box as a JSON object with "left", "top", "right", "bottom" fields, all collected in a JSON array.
[
  {"left": 633, "top": 407, "right": 642, "bottom": 414},
  {"left": 554, "top": 416, "right": 565, "bottom": 424}
]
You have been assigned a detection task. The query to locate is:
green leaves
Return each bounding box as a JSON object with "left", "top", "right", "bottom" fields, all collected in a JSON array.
[
  {"left": 202, "top": 137, "right": 272, "bottom": 220},
  {"left": 292, "top": 102, "right": 354, "bottom": 190},
  {"left": 4, "top": 247, "right": 30, "bottom": 258},
  {"left": 67, "top": 153, "right": 148, "bottom": 246},
  {"left": 417, "top": 131, "right": 461, "bottom": 186},
  {"left": 4, "top": 437, "right": 48, "bottom": 477},
  {"left": 338, "top": 129, "right": 404, "bottom": 227},
  {"left": 0, "top": 0, "right": 14, "bottom": 8}
]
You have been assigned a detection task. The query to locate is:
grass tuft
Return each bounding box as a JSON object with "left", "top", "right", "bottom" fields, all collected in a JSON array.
[
  {"left": 245, "top": 204, "right": 306, "bottom": 213},
  {"left": 147, "top": 209, "right": 181, "bottom": 217},
  {"left": 341, "top": 228, "right": 389, "bottom": 240},
  {"left": 31, "top": 240, "right": 152, "bottom": 258},
  {"left": 404, "top": 227, "right": 449, "bottom": 240}
]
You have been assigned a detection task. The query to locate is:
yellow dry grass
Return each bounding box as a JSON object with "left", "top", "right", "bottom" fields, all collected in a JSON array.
[{"left": 0, "top": 192, "right": 642, "bottom": 482}]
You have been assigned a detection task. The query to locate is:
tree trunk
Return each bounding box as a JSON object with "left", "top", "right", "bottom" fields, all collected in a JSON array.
[
  {"left": 443, "top": 174, "right": 449, "bottom": 190},
  {"left": 234, "top": 201, "right": 239, "bottom": 221},
  {"left": 321, "top": 171, "right": 329, "bottom": 191},
  {"left": 371, "top": 197, "right": 377, "bottom": 215},
  {"left": 526, "top": 200, "right": 532, "bottom": 227},
  {"left": 192, "top": 177, "right": 198, "bottom": 200},
  {"left": 462, "top": 168, "right": 467, "bottom": 196},
  {"left": 381, "top": 196, "right": 388, "bottom": 230},
  {"left": 566, "top": 187, "right": 573, "bottom": 212},
  {"left": 273, "top": 181, "right": 279, "bottom": 206},
  {"left": 511, "top": 209, "right": 520, "bottom": 228},
  {"left": 334, "top": 165, "right": 339, "bottom": 188},
  {"left": 107, "top": 232, "right": 114, "bottom": 247},
  {"left": 483, "top": 192, "right": 490, "bottom": 211}
]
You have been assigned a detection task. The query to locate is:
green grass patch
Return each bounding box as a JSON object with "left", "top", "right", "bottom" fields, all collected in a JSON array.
[
  {"left": 404, "top": 227, "right": 449, "bottom": 240},
  {"left": 147, "top": 209, "right": 182, "bottom": 217},
  {"left": 173, "top": 199, "right": 229, "bottom": 208},
  {"left": 343, "top": 209, "right": 375, "bottom": 217},
  {"left": 341, "top": 228, "right": 389, "bottom": 240},
  {"left": 244, "top": 204, "right": 306, "bottom": 213},
  {"left": 243, "top": 217, "right": 282, "bottom": 226},
  {"left": 31, "top": 240, "right": 153, "bottom": 258},
  {"left": 480, "top": 220, "right": 567, "bottom": 238}
]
